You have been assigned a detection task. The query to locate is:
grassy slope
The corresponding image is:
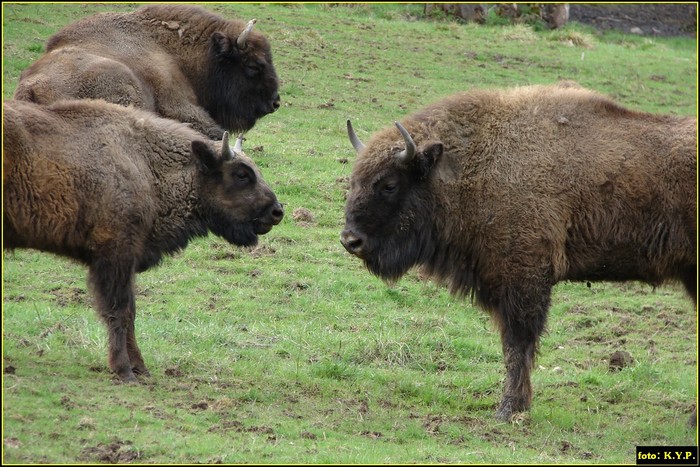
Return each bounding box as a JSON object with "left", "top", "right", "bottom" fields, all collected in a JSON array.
[{"left": 2, "top": 2, "right": 697, "bottom": 463}]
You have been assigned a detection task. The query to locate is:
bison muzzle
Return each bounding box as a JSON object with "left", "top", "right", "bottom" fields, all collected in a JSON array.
[{"left": 341, "top": 83, "right": 696, "bottom": 421}]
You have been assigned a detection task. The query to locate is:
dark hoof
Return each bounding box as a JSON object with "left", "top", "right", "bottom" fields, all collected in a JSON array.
[
  {"left": 688, "top": 407, "right": 697, "bottom": 428},
  {"left": 113, "top": 370, "right": 138, "bottom": 384},
  {"left": 133, "top": 366, "right": 150, "bottom": 377},
  {"left": 496, "top": 396, "right": 529, "bottom": 422},
  {"left": 495, "top": 407, "right": 514, "bottom": 422}
]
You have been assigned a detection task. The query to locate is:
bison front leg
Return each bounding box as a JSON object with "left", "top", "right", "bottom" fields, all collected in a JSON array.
[
  {"left": 493, "top": 281, "right": 551, "bottom": 421},
  {"left": 125, "top": 293, "right": 149, "bottom": 377},
  {"left": 496, "top": 326, "right": 540, "bottom": 420},
  {"left": 88, "top": 258, "right": 143, "bottom": 382}
]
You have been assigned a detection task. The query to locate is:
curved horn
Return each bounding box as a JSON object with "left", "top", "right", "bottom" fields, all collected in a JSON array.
[
  {"left": 395, "top": 121, "right": 416, "bottom": 164},
  {"left": 221, "top": 131, "right": 234, "bottom": 161},
  {"left": 237, "top": 18, "right": 257, "bottom": 49},
  {"left": 346, "top": 119, "right": 365, "bottom": 153},
  {"left": 233, "top": 134, "right": 244, "bottom": 153}
]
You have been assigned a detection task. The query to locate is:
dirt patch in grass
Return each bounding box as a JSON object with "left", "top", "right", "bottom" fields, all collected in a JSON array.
[
  {"left": 569, "top": 4, "right": 696, "bottom": 37},
  {"left": 79, "top": 439, "right": 141, "bottom": 463}
]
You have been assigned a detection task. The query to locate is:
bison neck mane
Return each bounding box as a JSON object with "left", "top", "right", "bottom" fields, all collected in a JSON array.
[
  {"left": 135, "top": 4, "right": 228, "bottom": 42},
  {"left": 132, "top": 116, "right": 217, "bottom": 272},
  {"left": 137, "top": 179, "right": 210, "bottom": 273},
  {"left": 138, "top": 216, "right": 208, "bottom": 273},
  {"left": 418, "top": 222, "right": 485, "bottom": 306},
  {"left": 132, "top": 5, "right": 229, "bottom": 69}
]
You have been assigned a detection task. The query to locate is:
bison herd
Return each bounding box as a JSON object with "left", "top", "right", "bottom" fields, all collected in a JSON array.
[{"left": 3, "top": 5, "right": 696, "bottom": 424}]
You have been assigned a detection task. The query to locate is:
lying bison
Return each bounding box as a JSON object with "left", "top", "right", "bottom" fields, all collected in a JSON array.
[
  {"left": 13, "top": 4, "right": 280, "bottom": 139},
  {"left": 3, "top": 99, "right": 284, "bottom": 382},
  {"left": 341, "top": 83, "right": 696, "bottom": 421}
]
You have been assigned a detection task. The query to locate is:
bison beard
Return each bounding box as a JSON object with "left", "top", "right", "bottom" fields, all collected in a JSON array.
[
  {"left": 207, "top": 207, "right": 274, "bottom": 246},
  {"left": 359, "top": 220, "right": 436, "bottom": 285},
  {"left": 204, "top": 60, "right": 279, "bottom": 135},
  {"left": 207, "top": 210, "right": 260, "bottom": 247}
]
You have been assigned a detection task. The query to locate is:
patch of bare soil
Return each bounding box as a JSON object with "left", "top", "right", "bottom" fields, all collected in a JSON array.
[
  {"left": 569, "top": 4, "right": 696, "bottom": 37},
  {"left": 79, "top": 440, "right": 141, "bottom": 463},
  {"left": 292, "top": 207, "right": 317, "bottom": 227}
]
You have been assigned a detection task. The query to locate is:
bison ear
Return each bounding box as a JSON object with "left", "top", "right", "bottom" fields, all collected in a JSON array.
[
  {"left": 416, "top": 142, "right": 444, "bottom": 180},
  {"left": 211, "top": 31, "right": 233, "bottom": 56},
  {"left": 191, "top": 140, "right": 221, "bottom": 175}
]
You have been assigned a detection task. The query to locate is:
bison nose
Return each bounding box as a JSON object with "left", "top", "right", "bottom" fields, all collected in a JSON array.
[
  {"left": 270, "top": 202, "right": 284, "bottom": 225},
  {"left": 340, "top": 229, "right": 365, "bottom": 256},
  {"left": 271, "top": 93, "right": 281, "bottom": 112}
]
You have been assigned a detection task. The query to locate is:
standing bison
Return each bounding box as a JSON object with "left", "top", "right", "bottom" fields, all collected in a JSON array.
[
  {"left": 3, "top": 99, "right": 284, "bottom": 382},
  {"left": 341, "top": 83, "right": 696, "bottom": 421},
  {"left": 13, "top": 4, "right": 280, "bottom": 139}
]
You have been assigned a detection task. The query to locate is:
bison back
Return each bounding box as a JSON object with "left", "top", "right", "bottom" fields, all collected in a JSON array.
[
  {"left": 2, "top": 100, "right": 157, "bottom": 261},
  {"left": 15, "top": 48, "right": 155, "bottom": 109}
]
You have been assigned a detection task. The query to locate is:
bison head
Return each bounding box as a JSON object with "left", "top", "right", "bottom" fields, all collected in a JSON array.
[
  {"left": 205, "top": 19, "right": 281, "bottom": 133},
  {"left": 341, "top": 120, "right": 444, "bottom": 283},
  {"left": 193, "top": 132, "right": 284, "bottom": 246}
]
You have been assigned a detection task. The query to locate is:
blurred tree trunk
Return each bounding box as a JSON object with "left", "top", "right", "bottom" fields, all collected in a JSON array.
[
  {"left": 540, "top": 4, "right": 570, "bottom": 29},
  {"left": 425, "top": 4, "right": 569, "bottom": 29},
  {"left": 424, "top": 3, "right": 487, "bottom": 23}
]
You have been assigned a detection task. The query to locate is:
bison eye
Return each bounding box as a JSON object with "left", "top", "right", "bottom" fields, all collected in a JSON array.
[
  {"left": 383, "top": 183, "right": 398, "bottom": 194},
  {"left": 376, "top": 176, "right": 400, "bottom": 197},
  {"left": 234, "top": 169, "right": 251, "bottom": 184},
  {"left": 244, "top": 64, "right": 261, "bottom": 77}
]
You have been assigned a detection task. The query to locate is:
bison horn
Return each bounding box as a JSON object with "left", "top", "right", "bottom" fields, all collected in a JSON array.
[
  {"left": 347, "top": 120, "right": 365, "bottom": 153},
  {"left": 237, "top": 19, "right": 257, "bottom": 49},
  {"left": 221, "top": 131, "right": 236, "bottom": 161},
  {"left": 395, "top": 121, "right": 416, "bottom": 164},
  {"left": 234, "top": 134, "right": 244, "bottom": 154}
]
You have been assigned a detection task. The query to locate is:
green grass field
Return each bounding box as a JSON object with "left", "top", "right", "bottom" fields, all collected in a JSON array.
[{"left": 2, "top": 3, "right": 697, "bottom": 463}]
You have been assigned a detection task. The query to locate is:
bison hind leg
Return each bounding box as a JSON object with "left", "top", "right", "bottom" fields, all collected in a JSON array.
[
  {"left": 679, "top": 265, "right": 696, "bottom": 428},
  {"left": 680, "top": 264, "right": 696, "bottom": 305}
]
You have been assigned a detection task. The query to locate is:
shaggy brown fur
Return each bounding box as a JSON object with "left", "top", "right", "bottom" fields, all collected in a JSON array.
[
  {"left": 342, "top": 83, "right": 696, "bottom": 421},
  {"left": 3, "top": 99, "right": 284, "bottom": 382},
  {"left": 13, "top": 4, "right": 280, "bottom": 139}
]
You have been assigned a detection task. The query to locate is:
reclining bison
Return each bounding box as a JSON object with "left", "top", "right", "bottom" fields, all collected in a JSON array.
[
  {"left": 341, "top": 82, "right": 696, "bottom": 421},
  {"left": 3, "top": 99, "right": 284, "bottom": 382},
  {"left": 13, "top": 4, "right": 280, "bottom": 139}
]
